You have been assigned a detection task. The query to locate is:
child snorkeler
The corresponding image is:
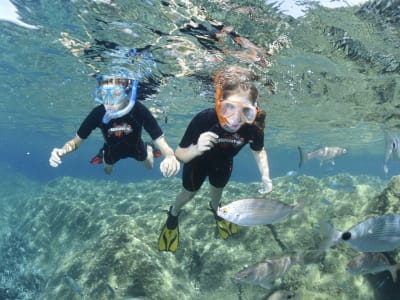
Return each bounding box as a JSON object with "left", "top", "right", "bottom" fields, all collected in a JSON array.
[
  {"left": 49, "top": 71, "right": 180, "bottom": 177},
  {"left": 158, "top": 65, "right": 272, "bottom": 252}
]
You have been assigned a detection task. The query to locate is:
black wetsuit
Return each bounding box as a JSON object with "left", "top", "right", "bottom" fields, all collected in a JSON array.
[
  {"left": 77, "top": 102, "right": 163, "bottom": 164},
  {"left": 179, "top": 108, "right": 264, "bottom": 191}
]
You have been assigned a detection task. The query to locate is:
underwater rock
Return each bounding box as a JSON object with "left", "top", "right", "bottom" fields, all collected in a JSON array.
[
  {"left": 367, "top": 175, "right": 400, "bottom": 215},
  {"left": 1, "top": 173, "right": 392, "bottom": 300},
  {"left": 358, "top": 0, "right": 400, "bottom": 24},
  {"left": 0, "top": 231, "right": 45, "bottom": 300}
]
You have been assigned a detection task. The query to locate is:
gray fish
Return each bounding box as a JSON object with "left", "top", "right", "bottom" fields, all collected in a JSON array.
[
  {"left": 234, "top": 255, "right": 301, "bottom": 289},
  {"left": 64, "top": 274, "right": 83, "bottom": 297},
  {"left": 217, "top": 198, "right": 301, "bottom": 226},
  {"left": 321, "top": 214, "right": 400, "bottom": 252},
  {"left": 383, "top": 135, "right": 400, "bottom": 175},
  {"left": 346, "top": 252, "right": 400, "bottom": 282},
  {"left": 327, "top": 182, "right": 356, "bottom": 193},
  {"left": 266, "top": 290, "right": 298, "bottom": 300},
  {"left": 298, "top": 146, "right": 346, "bottom": 167}
]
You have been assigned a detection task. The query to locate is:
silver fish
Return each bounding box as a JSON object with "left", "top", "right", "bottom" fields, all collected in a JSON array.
[
  {"left": 322, "top": 214, "right": 400, "bottom": 252},
  {"left": 216, "top": 198, "right": 300, "bottom": 226},
  {"left": 346, "top": 252, "right": 400, "bottom": 282},
  {"left": 266, "top": 290, "right": 297, "bottom": 300},
  {"left": 298, "top": 146, "right": 346, "bottom": 167},
  {"left": 234, "top": 256, "right": 301, "bottom": 289},
  {"left": 383, "top": 135, "right": 400, "bottom": 175},
  {"left": 64, "top": 274, "right": 84, "bottom": 296}
]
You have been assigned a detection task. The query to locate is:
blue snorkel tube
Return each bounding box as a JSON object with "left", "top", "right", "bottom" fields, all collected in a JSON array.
[{"left": 102, "top": 79, "right": 139, "bottom": 124}]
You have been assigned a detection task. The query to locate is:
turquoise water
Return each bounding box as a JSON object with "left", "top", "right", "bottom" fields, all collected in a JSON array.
[{"left": 1, "top": 0, "right": 400, "bottom": 299}]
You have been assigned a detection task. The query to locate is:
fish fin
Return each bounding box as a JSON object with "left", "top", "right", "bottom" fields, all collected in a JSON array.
[
  {"left": 259, "top": 282, "right": 272, "bottom": 289},
  {"left": 383, "top": 164, "right": 389, "bottom": 176},
  {"left": 318, "top": 221, "right": 341, "bottom": 254},
  {"left": 292, "top": 201, "right": 307, "bottom": 218},
  {"left": 298, "top": 146, "right": 306, "bottom": 168},
  {"left": 389, "top": 264, "right": 400, "bottom": 282}
]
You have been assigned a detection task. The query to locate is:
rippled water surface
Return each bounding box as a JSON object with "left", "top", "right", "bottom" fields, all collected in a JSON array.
[{"left": 2, "top": 0, "right": 400, "bottom": 170}]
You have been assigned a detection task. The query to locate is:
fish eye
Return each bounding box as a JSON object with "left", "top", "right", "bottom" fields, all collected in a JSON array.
[{"left": 342, "top": 231, "right": 351, "bottom": 240}]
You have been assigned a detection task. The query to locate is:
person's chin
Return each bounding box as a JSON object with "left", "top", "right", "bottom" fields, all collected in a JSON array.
[{"left": 226, "top": 123, "right": 241, "bottom": 132}]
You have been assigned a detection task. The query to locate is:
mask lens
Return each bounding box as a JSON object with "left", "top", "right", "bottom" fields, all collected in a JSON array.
[
  {"left": 95, "top": 86, "right": 127, "bottom": 105},
  {"left": 220, "top": 100, "right": 256, "bottom": 123},
  {"left": 241, "top": 106, "right": 256, "bottom": 122}
]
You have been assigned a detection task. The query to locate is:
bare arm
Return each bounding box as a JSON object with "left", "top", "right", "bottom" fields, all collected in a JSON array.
[
  {"left": 251, "top": 147, "right": 273, "bottom": 194},
  {"left": 175, "top": 131, "right": 219, "bottom": 164},
  {"left": 49, "top": 135, "right": 83, "bottom": 167},
  {"left": 251, "top": 147, "right": 271, "bottom": 179},
  {"left": 153, "top": 135, "right": 174, "bottom": 157},
  {"left": 175, "top": 144, "right": 202, "bottom": 163}
]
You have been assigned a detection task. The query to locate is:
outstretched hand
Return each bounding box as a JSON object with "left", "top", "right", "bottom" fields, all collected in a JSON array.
[
  {"left": 49, "top": 148, "right": 66, "bottom": 167},
  {"left": 160, "top": 155, "right": 180, "bottom": 177}
]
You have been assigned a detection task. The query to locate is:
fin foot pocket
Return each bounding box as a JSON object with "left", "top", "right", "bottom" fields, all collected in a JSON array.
[{"left": 209, "top": 202, "right": 238, "bottom": 239}]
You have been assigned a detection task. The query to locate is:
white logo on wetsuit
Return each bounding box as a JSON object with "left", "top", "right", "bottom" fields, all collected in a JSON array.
[
  {"left": 216, "top": 133, "right": 244, "bottom": 147},
  {"left": 108, "top": 122, "right": 133, "bottom": 137}
]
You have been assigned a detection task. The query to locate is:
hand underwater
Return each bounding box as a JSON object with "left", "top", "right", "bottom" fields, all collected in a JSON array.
[
  {"left": 160, "top": 155, "right": 180, "bottom": 177},
  {"left": 197, "top": 131, "right": 218, "bottom": 154},
  {"left": 49, "top": 148, "right": 66, "bottom": 167}
]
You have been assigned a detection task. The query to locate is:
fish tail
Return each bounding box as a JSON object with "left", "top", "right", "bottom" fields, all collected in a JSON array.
[
  {"left": 292, "top": 201, "right": 307, "bottom": 222},
  {"left": 318, "top": 221, "right": 341, "bottom": 254},
  {"left": 389, "top": 264, "right": 400, "bottom": 282},
  {"left": 298, "top": 146, "right": 306, "bottom": 168}
]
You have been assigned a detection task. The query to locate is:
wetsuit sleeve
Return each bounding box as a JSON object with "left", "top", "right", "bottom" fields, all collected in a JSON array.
[
  {"left": 77, "top": 106, "right": 104, "bottom": 139},
  {"left": 249, "top": 126, "right": 264, "bottom": 151},
  {"left": 179, "top": 110, "right": 212, "bottom": 148},
  {"left": 138, "top": 102, "right": 163, "bottom": 140}
]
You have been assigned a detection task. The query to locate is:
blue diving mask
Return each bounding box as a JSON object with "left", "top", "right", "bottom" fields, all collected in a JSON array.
[
  {"left": 94, "top": 85, "right": 128, "bottom": 106},
  {"left": 99, "top": 79, "right": 139, "bottom": 124}
]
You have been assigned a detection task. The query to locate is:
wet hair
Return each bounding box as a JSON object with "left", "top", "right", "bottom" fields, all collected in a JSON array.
[
  {"left": 220, "top": 82, "right": 259, "bottom": 105},
  {"left": 214, "top": 65, "right": 259, "bottom": 88},
  {"left": 214, "top": 65, "right": 266, "bottom": 131},
  {"left": 214, "top": 66, "right": 259, "bottom": 104},
  {"left": 99, "top": 77, "right": 131, "bottom": 87}
]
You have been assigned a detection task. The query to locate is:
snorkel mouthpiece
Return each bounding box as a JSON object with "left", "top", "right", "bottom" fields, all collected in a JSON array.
[{"left": 102, "top": 79, "right": 139, "bottom": 124}]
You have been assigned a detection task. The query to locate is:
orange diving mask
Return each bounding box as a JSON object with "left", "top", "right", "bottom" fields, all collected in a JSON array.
[{"left": 215, "top": 87, "right": 258, "bottom": 131}]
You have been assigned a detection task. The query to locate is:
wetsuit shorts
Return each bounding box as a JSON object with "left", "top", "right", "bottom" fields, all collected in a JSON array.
[
  {"left": 182, "top": 156, "right": 233, "bottom": 192},
  {"left": 103, "top": 140, "right": 148, "bottom": 164}
]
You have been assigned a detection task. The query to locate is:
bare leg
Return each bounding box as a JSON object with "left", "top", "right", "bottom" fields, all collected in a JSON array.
[
  {"left": 142, "top": 144, "right": 154, "bottom": 169},
  {"left": 104, "top": 163, "right": 114, "bottom": 175},
  {"left": 209, "top": 184, "right": 223, "bottom": 211},
  {"left": 170, "top": 188, "right": 197, "bottom": 216}
]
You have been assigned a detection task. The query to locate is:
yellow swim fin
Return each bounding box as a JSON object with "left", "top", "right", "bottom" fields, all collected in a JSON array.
[
  {"left": 209, "top": 202, "right": 238, "bottom": 239},
  {"left": 158, "top": 207, "right": 179, "bottom": 252},
  {"left": 215, "top": 217, "right": 238, "bottom": 239}
]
